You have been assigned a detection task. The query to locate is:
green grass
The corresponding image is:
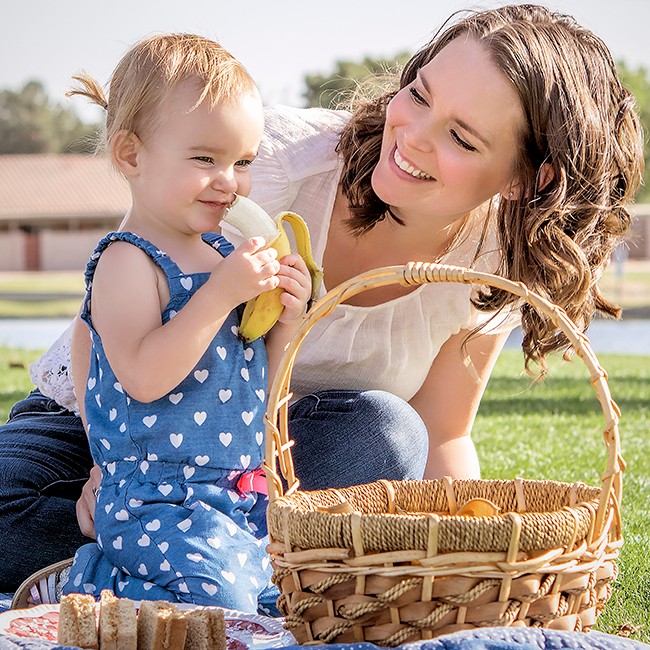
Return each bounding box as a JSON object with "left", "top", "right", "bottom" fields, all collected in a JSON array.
[
  {"left": 0, "top": 271, "right": 84, "bottom": 318},
  {"left": 0, "top": 347, "right": 648, "bottom": 640},
  {"left": 475, "top": 350, "right": 650, "bottom": 640}
]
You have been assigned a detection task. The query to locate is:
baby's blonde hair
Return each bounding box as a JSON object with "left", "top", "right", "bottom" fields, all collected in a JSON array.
[{"left": 67, "top": 33, "right": 257, "bottom": 150}]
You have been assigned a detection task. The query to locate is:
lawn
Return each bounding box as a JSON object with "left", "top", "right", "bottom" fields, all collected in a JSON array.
[{"left": 0, "top": 347, "right": 648, "bottom": 641}]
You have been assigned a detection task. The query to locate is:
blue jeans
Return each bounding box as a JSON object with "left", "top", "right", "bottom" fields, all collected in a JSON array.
[{"left": 0, "top": 388, "right": 427, "bottom": 591}]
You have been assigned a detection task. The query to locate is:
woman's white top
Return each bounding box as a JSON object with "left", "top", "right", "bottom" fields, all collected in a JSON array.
[{"left": 31, "top": 105, "right": 517, "bottom": 413}]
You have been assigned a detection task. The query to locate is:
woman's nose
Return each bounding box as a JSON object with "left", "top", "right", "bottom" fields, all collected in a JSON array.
[{"left": 403, "top": 121, "right": 435, "bottom": 154}]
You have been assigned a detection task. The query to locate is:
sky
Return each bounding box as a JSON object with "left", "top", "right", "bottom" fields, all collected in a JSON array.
[{"left": 1, "top": 0, "right": 649, "bottom": 123}]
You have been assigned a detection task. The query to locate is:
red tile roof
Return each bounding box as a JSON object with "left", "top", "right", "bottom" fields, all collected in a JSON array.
[{"left": 0, "top": 154, "right": 130, "bottom": 220}]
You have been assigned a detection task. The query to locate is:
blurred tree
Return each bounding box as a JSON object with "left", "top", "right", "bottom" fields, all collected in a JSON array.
[
  {"left": 618, "top": 62, "right": 649, "bottom": 201},
  {"left": 303, "top": 52, "right": 411, "bottom": 109},
  {"left": 0, "top": 80, "right": 98, "bottom": 154}
]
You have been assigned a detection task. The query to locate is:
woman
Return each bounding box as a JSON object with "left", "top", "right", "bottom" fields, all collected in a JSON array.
[{"left": 0, "top": 3, "right": 643, "bottom": 595}]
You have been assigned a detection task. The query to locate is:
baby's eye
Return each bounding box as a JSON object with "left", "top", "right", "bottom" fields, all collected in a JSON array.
[
  {"left": 409, "top": 86, "right": 428, "bottom": 106},
  {"left": 235, "top": 159, "right": 254, "bottom": 168},
  {"left": 192, "top": 156, "right": 214, "bottom": 164}
]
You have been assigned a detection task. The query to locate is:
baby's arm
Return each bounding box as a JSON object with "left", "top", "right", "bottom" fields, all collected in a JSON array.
[
  {"left": 265, "top": 252, "right": 312, "bottom": 387},
  {"left": 91, "top": 238, "right": 280, "bottom": 402}
]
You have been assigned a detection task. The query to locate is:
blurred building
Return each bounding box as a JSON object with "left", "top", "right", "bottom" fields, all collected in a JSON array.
[
  {"left": 0, "top": 154, "right": 128, "bottom": 271},
  {"left": 0, "top": 154, "right": 648, "bottom": 271}
]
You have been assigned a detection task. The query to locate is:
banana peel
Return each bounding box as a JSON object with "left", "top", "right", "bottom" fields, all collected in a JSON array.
[{"left": 220, "top": 195, "right": 323, "bottom": 343}]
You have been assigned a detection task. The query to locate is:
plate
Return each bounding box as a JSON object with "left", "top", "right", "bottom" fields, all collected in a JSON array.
[{"left": 0, "top": 603, "right": 296, "bottom": 649}]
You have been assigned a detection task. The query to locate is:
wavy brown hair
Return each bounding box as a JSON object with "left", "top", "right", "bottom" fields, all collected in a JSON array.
[{"left": 337, "top": 4, "right": 645, "bottom": 370}]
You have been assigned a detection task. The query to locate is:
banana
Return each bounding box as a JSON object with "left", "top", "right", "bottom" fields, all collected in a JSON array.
[{"left": 220, "top": 195, "right": 323, "bottom": 343}]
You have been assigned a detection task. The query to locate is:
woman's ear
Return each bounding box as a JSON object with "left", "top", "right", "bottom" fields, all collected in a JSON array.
[
  {"left": 500, "top": 181, "right": 523, "bottom": 202},
  {"left": 112, "top": 130, "right": 142, "bottom": 177},
  {"left": 537, "top": 162, "right": 554, "bottom": 192},
  {"left": 501, "top": 162, "right": 555, "bottom": 201}
]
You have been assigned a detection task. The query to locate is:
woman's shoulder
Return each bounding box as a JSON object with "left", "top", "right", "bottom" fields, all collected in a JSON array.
[{"left": 261, "top": 105, "right": 349, "bottom": 157}]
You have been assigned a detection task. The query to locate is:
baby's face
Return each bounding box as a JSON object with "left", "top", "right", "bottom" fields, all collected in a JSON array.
[{"left": 130, "top": 79, "right": 264, "bottom": 237}]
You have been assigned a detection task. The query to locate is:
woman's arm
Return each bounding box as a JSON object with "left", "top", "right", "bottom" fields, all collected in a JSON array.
[{"left": 409, "top": 328, "right": 510, "bottom": 479}]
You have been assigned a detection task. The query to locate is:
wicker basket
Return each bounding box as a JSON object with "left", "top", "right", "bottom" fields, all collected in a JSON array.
[{"left": 263, "top": 262, "right": 624, "bottom": 645}]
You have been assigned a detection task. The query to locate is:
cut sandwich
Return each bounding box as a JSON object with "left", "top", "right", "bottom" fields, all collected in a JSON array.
[
  {"left": 137, "top": 600, "right": 189, "bottom": 650},
  {"left": 57, "top": 592, "right": 98, "bottom": 649},
  {"left": 98, "top": 589, "right": 137, "bottom": 650},
  {"left": 184, "top": 608, "right": 226, "bottom": 650}
]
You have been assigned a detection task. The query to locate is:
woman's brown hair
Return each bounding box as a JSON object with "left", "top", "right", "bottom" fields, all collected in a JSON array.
[{"left": 337, "top": 4, "right": 645, "bottom": 370}]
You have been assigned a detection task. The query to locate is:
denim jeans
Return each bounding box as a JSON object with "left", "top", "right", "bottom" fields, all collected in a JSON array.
[{"left": 0, "top": 388, "right": 427, "bottom": 591}]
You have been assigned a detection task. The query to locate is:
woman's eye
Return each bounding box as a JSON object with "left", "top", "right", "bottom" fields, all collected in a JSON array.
[
  {"left": 409, "top": 86, "right": 428, "bottom": 106},
  {"left": 450, "top": 130, "right": 477, "bottom": 152},
  {"left": 193, "top": 156, "right": 214, "bottom": 164}
]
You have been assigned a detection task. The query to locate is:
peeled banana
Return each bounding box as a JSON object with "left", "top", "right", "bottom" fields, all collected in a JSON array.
[{"left": 220, "top": 195, "right": 323, "bottom": 343}]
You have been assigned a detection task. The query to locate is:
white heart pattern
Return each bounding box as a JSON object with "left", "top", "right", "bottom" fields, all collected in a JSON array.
[
  {"left": 202, "top": 583, "right": 218, "bottom": 596},
  {"left": 218, "top": 389, "right": 232, "bottom": 403},
  {"left": 221, "top": 570, "right": 236, "bottom": 584},
  {"left": 170, "top": 433, "right": 183, "bottom": 448},
  {"left": 138, "top": 564, "right": 148, "bottom": 576},
  {"left": 137, "top": 534, "right": 150, "bottom": 547},
  {"left": 256, "top": 431, "right": 264, "bottom": 446},
  {"left": 255, "top": 389, "right": 265, "bottom": 402},
  {"left": 240, "top": 368, "right": 249, "bottom": 381},
  {"left": 183, "top": 466, "right": 195, "bottom": 479},
  {"left": 145, "top": 519, "right": 161, "bottom": 532},
  {"left": 87, "top": 377, "right": 96, "bottom": 390},
  {"left": 244, "top": 347, "right": 254, "bottom": 362},
  {"left": 142, "top": 415, "right": 157, "bottom": 428},
  {"left": 240, "top": 454, "right": 251, "bottom": 469},
  {"left": 194, "top": 411, "right": 207, "bottom": 426},
  {"left": 194, "top": 369, "right": 209, "bottom": 384},
  {"left": 113, "top": 536, "right": 123, "bottom": 550},
  {"left": 169, "top": 392, "right": 183, "bottom": 405},
  {"left": 178, "top": 518, "right": 192, "bottom": 533},
  {"left": 100, "top": 439, "right": 110, "bottom": 450},
  {"left": 195, "top": 455, "right": 209, "bottom": 466},
  {"left": 158, "top": 484, "right": 173, "bottom": 497},
  {"left": 216, "top": 346, "right": 227, "bottom": 360},
  {"left": 206, "top": 537, "right": 221, "bottom": 549},
  {"left": 180, "top": 276, "right": 193, "bottom": 291},
  {"left": 129, "top": 498, "right": 143, "bottom": 508},
  {"left": 113, "top": 382, "right": 123, "bottom": 393},
  {"left": 114, "top": 509, "right": 129, "bottom": 521},
  {"left": 158, "top": 541, "right": 169, "bottom": 554},
  {"left": 187, "top": 553, "right": 203, "bottom": 563},
  {"left": 237, "top": 553, "right": 248, "bottom": 567},
  {"left": 109, "top": 408, "right": 117, "bottom": 421},
  {"left": 241, "top": 411, "right": 254, "bottom": 426},
  {"left": 160, "top": 559, "right": 171, "bottom": 571},
  {"left": 219, "top": 432, "right": 232, "bottom": 447},
  {"left": 178, "top": 582, "right": 190, "bottom": 594}
]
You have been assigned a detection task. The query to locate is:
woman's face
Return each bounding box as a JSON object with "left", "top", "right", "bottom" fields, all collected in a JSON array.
[{"left": 371, "top": 36, "right": 526, "bottom": 226}]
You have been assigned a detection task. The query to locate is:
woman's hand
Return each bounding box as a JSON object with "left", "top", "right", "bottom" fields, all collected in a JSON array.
[{"left": 76, "top": 464, "right": 102, "bottom": 539}]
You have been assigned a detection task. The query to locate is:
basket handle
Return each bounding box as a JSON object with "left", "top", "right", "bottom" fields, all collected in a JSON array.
[{"left": 263, "top": 262, "right": 623, "bottom": 537}]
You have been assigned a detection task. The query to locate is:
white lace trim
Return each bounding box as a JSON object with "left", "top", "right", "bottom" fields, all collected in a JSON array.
[{"left": 29, "top": 322, "right": 79, "bottom": 414}]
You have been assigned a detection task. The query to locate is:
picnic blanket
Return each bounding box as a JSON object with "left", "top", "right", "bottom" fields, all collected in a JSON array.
[
  {"left": 1, "top": 629, "right": 649, "bottom": 650},
  {"left": 2, "top": 594, "right": 649, "bottom": 650}
]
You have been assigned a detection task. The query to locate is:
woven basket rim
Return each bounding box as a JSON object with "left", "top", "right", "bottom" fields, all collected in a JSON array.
[{"left": 267, "top": 477, "right": 604, "bottom": 554}]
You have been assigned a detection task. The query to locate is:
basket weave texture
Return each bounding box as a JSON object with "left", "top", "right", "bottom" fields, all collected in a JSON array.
[{"left": 263, "top": 263, "right": 624, "bottom": 645}]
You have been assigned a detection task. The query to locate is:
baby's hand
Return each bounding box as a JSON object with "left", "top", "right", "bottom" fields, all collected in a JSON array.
[
  {"left": 275, "top": 252, "right": 312, "bottom": 326},
  {"left": 216, "top": 237, "right": 281, "bottom": 308}
]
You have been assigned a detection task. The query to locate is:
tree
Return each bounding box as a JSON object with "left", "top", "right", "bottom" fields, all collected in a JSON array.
[
  {"left": 303, "top": 53, "right": 411, "bottom": 110},
  {"left": 618, "top": 62, "right": 650, "bottom": 202},
  {"left": 0, "top": 80, "right": 98, "bottom": 154}
]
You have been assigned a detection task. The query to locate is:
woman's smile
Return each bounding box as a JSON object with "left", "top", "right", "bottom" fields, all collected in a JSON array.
[{"left": 393, "top": 148, "right": 435, "bottom": 180}]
